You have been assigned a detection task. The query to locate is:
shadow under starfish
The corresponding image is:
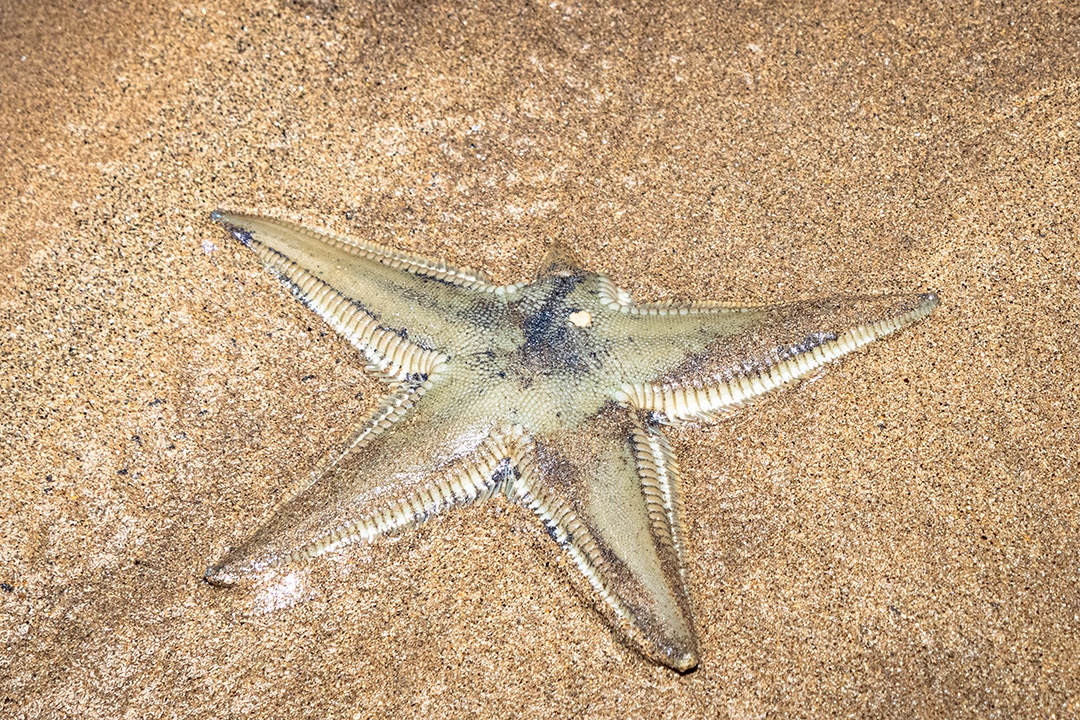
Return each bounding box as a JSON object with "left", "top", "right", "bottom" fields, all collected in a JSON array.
[{"left": 205, "top": 209, "right": 938, "bottom": 671}]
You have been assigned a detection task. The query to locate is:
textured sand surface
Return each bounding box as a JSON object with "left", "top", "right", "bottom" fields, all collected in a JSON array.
[{"left": 2, "top": 1, "right": 1078, "bottom": 717}]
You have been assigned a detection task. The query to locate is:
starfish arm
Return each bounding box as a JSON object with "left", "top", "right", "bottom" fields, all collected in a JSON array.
[
  {"left": 211, "top": 210, "right": 518, "bottom": 378},
  {"left": 506, "top": 405, "right": 699, "bottom": 671},
  {"left": 609, "top": 291, "right": 938, "bottom": 424},
  {"left": 206, "top": 376, "right": 510, "bottom": 585}
]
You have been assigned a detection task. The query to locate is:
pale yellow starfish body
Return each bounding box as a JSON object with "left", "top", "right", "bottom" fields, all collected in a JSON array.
[{"left": 206, "top": 210, "right": 938, "bottom": 671}]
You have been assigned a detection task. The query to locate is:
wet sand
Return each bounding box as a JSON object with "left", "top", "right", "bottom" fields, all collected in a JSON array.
[{"left": 2, "top": 1, "right": 1078, "bottom": 717}]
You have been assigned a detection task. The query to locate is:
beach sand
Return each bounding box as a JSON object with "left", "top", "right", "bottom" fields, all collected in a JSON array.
[{"left": 2, "top": 0, "right": 1077, "bottom": 717}]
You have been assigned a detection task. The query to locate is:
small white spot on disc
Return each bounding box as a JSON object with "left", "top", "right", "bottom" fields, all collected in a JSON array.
[{"left": 568, "top": 310, "right": 592, "bottom": 327}]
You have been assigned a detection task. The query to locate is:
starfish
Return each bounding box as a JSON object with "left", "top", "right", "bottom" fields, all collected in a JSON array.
[{"left": 205, "top": 209, "right": 938, "bottom": 671}]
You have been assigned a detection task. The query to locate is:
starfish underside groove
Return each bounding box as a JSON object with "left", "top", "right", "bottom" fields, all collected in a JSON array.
[{"left": 206, "top": 210, "right": 938, "bottom": 671}]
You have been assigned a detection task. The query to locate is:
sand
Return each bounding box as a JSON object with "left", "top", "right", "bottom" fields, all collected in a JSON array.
[{"left": 2, "top": 0, "right": 1078, "bottom": 717}]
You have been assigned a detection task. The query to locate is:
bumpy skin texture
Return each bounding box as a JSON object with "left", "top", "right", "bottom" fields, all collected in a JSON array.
[{"left": 206, "top": 210, "right": 938, "bottom": 671}]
